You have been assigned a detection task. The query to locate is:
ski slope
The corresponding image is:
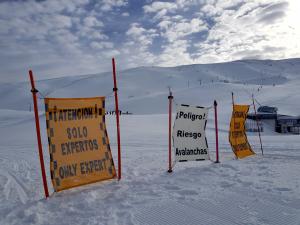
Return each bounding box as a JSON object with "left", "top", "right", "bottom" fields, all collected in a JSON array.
[
  {"left": 1, "top": 58, "right": 300, "bottom": 115},
  {"left": 0, "top": 59, "right": 300, "bottom": 225}
]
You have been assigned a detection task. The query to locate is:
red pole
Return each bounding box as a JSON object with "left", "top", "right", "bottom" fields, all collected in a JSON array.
[
  {"left": 29, "top": 70, "right": 49, "bottom": 198},
  {"left": 112, "top": 58, "right": 122, "bottom": 180},
  {"left": 231, "top": 92, "right": 238, "bottom": 159},
  {"left": 252, "top": 94, "right": 263, "bottom": 155},
  {"left": 214, "top": 100, "right": 220, "bottom": 163},
  {"left": 168, "top": 91, "right": 173, "bottom": 173}
]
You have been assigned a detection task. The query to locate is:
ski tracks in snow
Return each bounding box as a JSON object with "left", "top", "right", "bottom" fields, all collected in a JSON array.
[
  {"left": 131, "top": 149, "right": 300, "bottom": 225},
  {"left": 133, "top": 189, "right": 300, "bottom": 225},
  {"left": 0, "top": 169, "right": 29, "bottom": 204}
]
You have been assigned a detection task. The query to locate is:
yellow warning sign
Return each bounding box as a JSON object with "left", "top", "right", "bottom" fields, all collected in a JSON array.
[
  {"left": 229, "top": 104, "right": 255, "bottom": 159},
  {"left": 44, "top": 97, "right": 116, "bottom": 192}
]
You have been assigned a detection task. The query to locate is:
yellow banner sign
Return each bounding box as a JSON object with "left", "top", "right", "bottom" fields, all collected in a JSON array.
[
  {"left": 44, "top": 97, "right": 116, "bottom": 192},
  {"left": 229, "top": 104, "right": 255, "bottom": 159}
]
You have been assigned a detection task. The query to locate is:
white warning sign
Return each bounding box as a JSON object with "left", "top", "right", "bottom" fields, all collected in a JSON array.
[{"left": 173, "top": 104, "right": 210, "bottom": 162}]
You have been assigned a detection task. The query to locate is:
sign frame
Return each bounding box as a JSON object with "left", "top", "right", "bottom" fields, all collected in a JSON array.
[
  {"left": 44, "top": 97, "right": 116, "bottom": 192},
  {"left": 172, "top": 104, "right": 210, "bottom": 162}
]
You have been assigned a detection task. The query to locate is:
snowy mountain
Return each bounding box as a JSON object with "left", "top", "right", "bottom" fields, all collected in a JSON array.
[{"left": 1, "top": 58, "right": 300, "bottom": 115}]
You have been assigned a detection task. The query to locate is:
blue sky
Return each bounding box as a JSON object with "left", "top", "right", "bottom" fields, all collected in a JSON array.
[{"left": 0, "top": 0, "right": 299, "bottom": 81}]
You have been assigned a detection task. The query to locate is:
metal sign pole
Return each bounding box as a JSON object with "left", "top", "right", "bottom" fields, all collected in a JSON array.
[
  {"left": 168, "top": 90, "right": 173, "bottom": 173},
  {"left": 112, "top": 58, "right": 122, "bottom": 180},
  {"left": 214, "top": 100, "right": 220, "bottom": 163},
  {"left": 252, "top": 94, "right": 264, "bottom": 155},
  {"left": 29, "top": 70, "right": 49, "bottom": 198}
]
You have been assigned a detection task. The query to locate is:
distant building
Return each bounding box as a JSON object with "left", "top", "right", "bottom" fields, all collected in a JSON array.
[
  {"left": 257, "top": 106, "right": 278, "bottom": 114},
  {"left": 247, "top": 105, "right": 300, "bottom": 134},
  {"left": 276, "top": 115, "right": 300, "bottom": 134},
  {"left": 245, "top": 119, "right": 263, "bottom": 132},
  {"left": 247, "top": 106, "right": 278, "bottom": 120}
]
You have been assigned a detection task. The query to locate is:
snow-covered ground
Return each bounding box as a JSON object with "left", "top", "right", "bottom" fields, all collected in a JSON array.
[{"left": 0, "top": 59, "right": 300, "bottom": 224}]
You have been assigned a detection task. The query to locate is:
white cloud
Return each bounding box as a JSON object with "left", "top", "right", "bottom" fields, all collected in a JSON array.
[
  {"left": 143, "top": 2, "right": 177, "bottom": 13},
  {"left": 201, "top": 4, "right": 221, "bottom": 17},
  {"left": 158, "top": 39, "right": 194, "bottom": 66},
  {"left": 143, "top": 0, "right": 212, "bottom": 17},
  {"left": 157, "top": 20, "right": 172, "bottom": 30},
  {"left": 159, "top": 18, "right": 207, "bottom": 42},
  {"left": 0, "top": 0, "right": 119, "bottom": 81},
  {"left": 140, "top": 0, "right": 300, "bottom": 68},
  {"left": 143, "top": 1, "right": 179, "bottom": 20},
  {"left": 126, "top": 23, "right": 146, "bottom": 37},
  {"left": 215, "top": 0, "right": 244, "bottom": 9},
  {"left": 193, "top": 0, "right": 300, "bottom": 63},
  {"left": 0, "top": 0, "right": 299, "bottom": 81},
  {"left": 83, "top": 16, "right": 104, "bottom": 27},
  {"left": 90, "top": 41, "right": 114, "bottom": 49},
  {"left": 96, "top": 0, "right": 128, "bottom": 12},
  {"left": 122, "top": 12, "right": 130, "bottom": 17},
  {"left": 102, "top": 49, "right": 121, "bottom": 58},
  {"left": 126, "top": 23, "right": 158, "bottom": 47},
  {"left": 122, "top": 23, "right": 158, "bottom": 67}
]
